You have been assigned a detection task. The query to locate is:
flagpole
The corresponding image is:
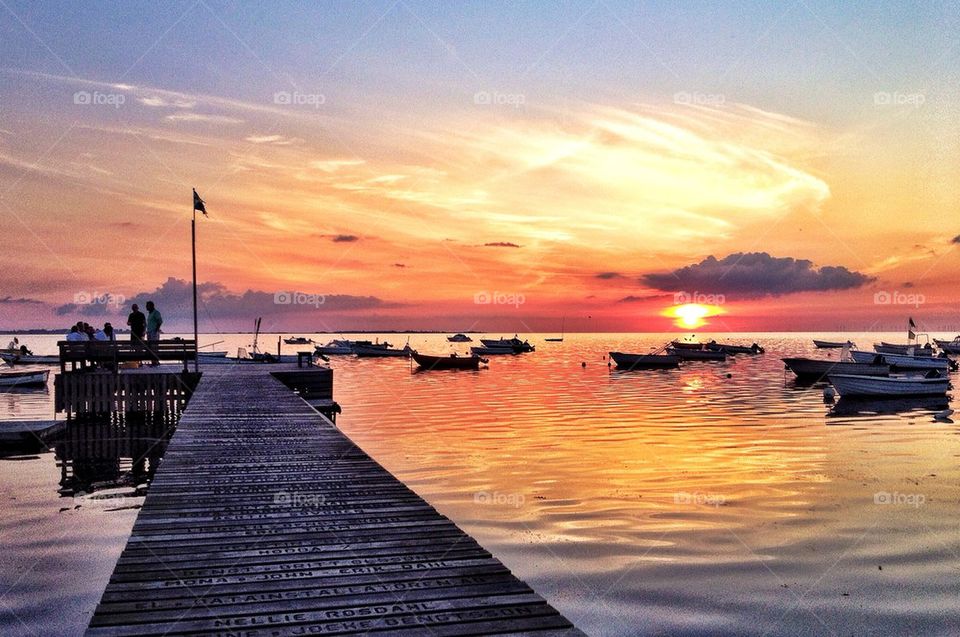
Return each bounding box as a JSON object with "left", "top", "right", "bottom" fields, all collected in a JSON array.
[{"left": 191, "top": 202, "right": 199, "bottom": 373}]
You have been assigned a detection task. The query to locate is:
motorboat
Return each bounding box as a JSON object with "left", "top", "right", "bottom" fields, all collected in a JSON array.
[
  {"left": 705, "top": 340, "right": 764, "bottom": 355},
  {"left": 828, "top": 372, "right": 950, "bottom": 397},
  {"left": 283, "top": 336, "right": 313, "bottom": 345},
  {"left": 782, "top": 357, "right": 889, "bottom": 381},
  {"left": 667, "top": 347, "right": 725, "bottom": 361},
  {"left": 669, "top": 340, "right": 705, "bottom": 350},
  {"left": 314, "top": 340, "right": 356, "bottom": 355},
  {"left": 480, "top": 337, "right": 535, "bottom": 353},
  {"left": 609, "top": 351, "right": 680, "bottom": 370},
  {"left": 354, "top": 344, "right": 413, "bottom": 358},
  {"left": 446, "top": 333, "right": 473, "bottom": 342},
  {"left": 0, "top": 368, "right": 50, "bottom": 387},
  {"left": 412, "top": 352, "right": 485, "bottom": 370},
  {"left": 851, "top": 350, "right": 954, "bottom": 371},
  {"left": 875, "top": 342, "right": 935, "bottom": 356},
  {"left": 813, "top": 339, "right": 856, "bottom": 349}
]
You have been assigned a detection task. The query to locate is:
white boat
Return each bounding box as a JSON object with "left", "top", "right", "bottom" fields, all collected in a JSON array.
[
  {"left": 446, "top": 333, "right": 473, "bottom": 342},
  {"left": 314, "top": 340, "right": 355, "bottom": 355},
  {"left": 0, "top": 369, "right": 49, "bottom": 387},
  {"left": 782, "top": 357, "right": 889, "bottom": 381},
  {"left": 875, "top": 342, "right": 935, "bottom": 356},
  {"left": 480, "top": 337, "right": 535, "bottom": 352},
  {"left": 813, "top": 339, "right": 855, "bottom": 349},
  {"left": 609, "top": 351, "right": 680, "bottom": 369},
  {"left": 851, "top": 350, "right": 953, "bottom": 371},
  {"left": 354, "top": 344, "right": 412, "bottom": 358},
  {"left": 828, "top": 373, "right": 950, "bottom": 397},
  {"left": 0, "top": 351, "right": 59, "bottom": 365}
]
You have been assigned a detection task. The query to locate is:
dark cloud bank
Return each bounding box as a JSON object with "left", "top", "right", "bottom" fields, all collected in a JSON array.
[{"left": 642, "top": 252, "right": 874, "bottom": 298}]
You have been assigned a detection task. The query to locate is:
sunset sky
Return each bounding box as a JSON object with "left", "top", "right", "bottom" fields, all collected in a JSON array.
[{"left": 1, "top": 1, "right": 959, "bottom": 333}]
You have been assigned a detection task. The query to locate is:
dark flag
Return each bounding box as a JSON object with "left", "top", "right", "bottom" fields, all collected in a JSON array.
[
  {"left": 193, "top": 188, "right": 207, "bottom": 216},
  {"left": 908, "top": 317, "right": 916, "bottom": 340}
]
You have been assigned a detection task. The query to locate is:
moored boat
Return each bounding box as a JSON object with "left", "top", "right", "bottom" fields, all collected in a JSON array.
[
  {"left": 667, "top": 347, "right": 726, "bottom": 361},
  {"left": 828, "top": 372, "right": 950, "bottom": 397},
  {"left": 354, "top": 344, "right": 413, "bottom": 358},
  {"left": 782, "top": 357, "right": 889, "bottom": 381},
  {"left": 851, "top": 350, "right": 954, "bottom": 371},
  {"left": 283, "top": 336, "right": 313, "bottom": 345},
  {"left": 0, "top": 368, "right": 50, "bottom": 387},
  {"left": 813, "top": 339, "right": 855, "bottom": 349},
  {"left": 0, "top": 352, "right": 59, "bottom": 365},
  {"left": 412, "top": 352, "right": 485, "bottom": 370},
  {"left": 471, "top": 346, "right": 518, "bottom": 356},
  {"left": 669, "top": 340, "right": 705, "bottom": 350},
  {"left": 609, "top": 351, "right": 680, "bottom": 370},
  {"left": 447, "top": 333, "right": 473, "bottom": 342},
  {"left": 875, "top": 342, "right": 935, "bottom": 356},
  {"left": 480, "top": 337, "right": 535, "bottom": 353},
  {"left": 934, "top": 337, "right": 960, "bottom": 355},
  {"left": 705, "top": 341, "right": 764, "bottom": 355}
]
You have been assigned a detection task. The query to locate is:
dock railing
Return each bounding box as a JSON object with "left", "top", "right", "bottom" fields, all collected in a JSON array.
[{"left": 58, "top": 339, "right": 197, "bottom": 373}]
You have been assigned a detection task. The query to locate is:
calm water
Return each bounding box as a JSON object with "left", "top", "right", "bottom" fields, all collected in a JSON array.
[{"left": 2, "top": 332, "right": 959, "bottom": 636}]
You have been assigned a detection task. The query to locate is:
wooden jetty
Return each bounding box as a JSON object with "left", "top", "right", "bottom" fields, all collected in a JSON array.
[{"left": 87, "top": 365, "right": 582, "bottom": 636}]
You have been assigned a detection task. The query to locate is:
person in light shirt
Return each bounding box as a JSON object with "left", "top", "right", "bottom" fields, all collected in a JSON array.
[{"left": 66, "top": 326, "right": 86, "bottom": 342}]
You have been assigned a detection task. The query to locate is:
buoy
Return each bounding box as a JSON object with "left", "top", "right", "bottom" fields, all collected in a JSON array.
[
  {"left": 726, "top": 373, "right": 732, "bottom": 379},
  {"left": 581, "top": 361, "right": 587, "bottom": 368}
]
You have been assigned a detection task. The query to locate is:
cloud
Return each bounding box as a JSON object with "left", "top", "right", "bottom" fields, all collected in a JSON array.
[
  {"left": 54, "top": 278, "right": 394, "bottom": 322},
  {"left": 165, "top": 113, "right": 244, "bottom": 125},
  {"left": 483, "top": 242, "right": 521, "bottom": 248},
  {"left": 618, "top": 295, "right": 647, "bottom": 303},
  {"left": 245, "top": 134, "right": 296, "bottom": 145},
  {"left": 0, "top": 296, "right": 43, "bottom": 305},
  {"left": 596, "top": 272, "right": 623, "bottom": 280},
  {"left": 642, "top": 252, "right": 874, "bottom": 298},
  {"left": 138, "top": 95, "right": 196, "bottom": 109},
  {"left": 331, "top": 234, "right": 358, "bottom": 243},
  {"left": 310, "top": 159, "right": 365, "bottom": 173}
]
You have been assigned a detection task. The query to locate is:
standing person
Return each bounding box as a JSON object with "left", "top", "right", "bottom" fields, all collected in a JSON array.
[
  {"left": 145, "top": 301, "right": 163, "bottom": 366},
  {"left": 127, "top": 304, "right": 146, "bottom": 344}
]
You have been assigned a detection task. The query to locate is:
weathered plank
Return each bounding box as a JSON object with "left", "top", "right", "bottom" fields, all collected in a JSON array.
[{"left": 86, "top": 365, "right": 582, "bottom": 636}]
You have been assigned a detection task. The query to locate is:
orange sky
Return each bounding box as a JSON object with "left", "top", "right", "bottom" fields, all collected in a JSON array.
[{"left": 2, "top": 3, "right": 959, "bottom": 332}]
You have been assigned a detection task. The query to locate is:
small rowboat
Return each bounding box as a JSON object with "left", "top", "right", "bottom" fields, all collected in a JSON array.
[
  {"left": 782, "top": 357, "right": 889, "bottom": 381},
  {"left": 480, "top": 337, "right": 535, "bottom": 352},
  {"left": 813, "top": 339, "right": 855, "bottom": 349},
  {"left": 0, "top": 369, "right": 49, "bottom": 387},
  {"left": 851, "top": 350, "right": 954, "bottom": 371},
  {"left": 828, "top": 373, "right": 950, "bottom": 397},
  {"left": 705, "top": 341, "right": 764, "bottom": 355},
  {"left": 609, "top": 351, "right": 680, "bottom": 370},
  {"left": 471, "top": 346, "right": 518, "bottom": 356},
  {"left": 667, "top": 347, "right": 725, "bottom": 361},
  {"left": 0, "top": 352, "right": 59, "bottom": 365},
  {"left": 412, "top": 352, "right": 486, "bottom": 370}
]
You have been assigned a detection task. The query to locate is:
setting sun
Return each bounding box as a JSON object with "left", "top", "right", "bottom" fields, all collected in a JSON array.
[{"left": 664, "top": 303, "right": 723, "bottom": 329}]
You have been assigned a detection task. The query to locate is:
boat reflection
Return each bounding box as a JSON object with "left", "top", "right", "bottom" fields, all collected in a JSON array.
[{"left": 828, "top": 395, "right": 951, "bottom": 419}]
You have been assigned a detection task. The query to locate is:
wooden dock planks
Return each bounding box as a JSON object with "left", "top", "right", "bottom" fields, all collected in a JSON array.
[{"left": 87, "top": 365, "right": 582, "bottom": 636}]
